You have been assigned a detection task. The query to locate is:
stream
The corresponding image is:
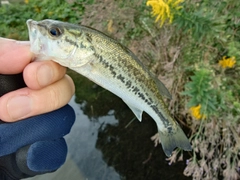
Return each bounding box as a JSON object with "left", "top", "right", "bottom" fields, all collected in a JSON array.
[{"left": 28, "top": 71, "right": 191, "bottom": 180}]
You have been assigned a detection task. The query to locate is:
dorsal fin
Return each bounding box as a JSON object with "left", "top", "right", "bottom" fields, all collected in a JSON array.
[
  {"left": 121, "top": 44, "right": 172, "bottom": 100},
  {"left": 150, "top": 73, "right": 172, "bottom": 99}
]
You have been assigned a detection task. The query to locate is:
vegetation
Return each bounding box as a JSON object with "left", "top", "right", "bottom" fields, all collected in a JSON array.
[
  {"left": 1, "top": 0, "right": 240, "bottom": 179},
  {"left": 0, "top": 0, "right": 85, "bottom": 39},
  {"left": 146, "top": 0, "right": 240, "bottom": 179}
]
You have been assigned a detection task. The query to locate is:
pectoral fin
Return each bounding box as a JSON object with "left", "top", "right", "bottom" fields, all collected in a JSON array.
[{"left": 122, "top": 99, "right": 143, "bottom": 122}]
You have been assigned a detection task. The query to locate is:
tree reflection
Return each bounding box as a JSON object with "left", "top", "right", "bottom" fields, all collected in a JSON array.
[{"left": 69, "top": 70, "right": 191, "bottom": 180}]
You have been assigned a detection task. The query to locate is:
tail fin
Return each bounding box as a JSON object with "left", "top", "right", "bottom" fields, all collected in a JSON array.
[{"left": 159, "top": 125, "right": 192, "bottom": 157}]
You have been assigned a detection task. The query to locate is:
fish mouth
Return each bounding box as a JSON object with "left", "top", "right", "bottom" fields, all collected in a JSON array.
[
  {"left": 26, "top": 19, "right": 46, "bottom": 59},
  {"left": 26, "top": 19, "right": 38, "bottom": 46}
]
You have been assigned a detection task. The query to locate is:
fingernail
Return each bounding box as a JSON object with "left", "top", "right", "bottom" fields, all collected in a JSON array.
[
  {"left": 37, "top": 64, "right": 53, "bottom": 87},
  {"left": 0, "top": 38, "right": 30, "bottom": 46},
  {"left": 15, "top": 41, "right": 30, "bottom": 46},
  {"left": 0, "top": 37, "right": 15, "bottom": 42},
  {"left": 7, "top": 96, "right": 32, "bottom": 120}
]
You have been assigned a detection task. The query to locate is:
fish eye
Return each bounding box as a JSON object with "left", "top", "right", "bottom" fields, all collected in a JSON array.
[{"left": 49, "top": 27, "right": 62, "bottom": 37}]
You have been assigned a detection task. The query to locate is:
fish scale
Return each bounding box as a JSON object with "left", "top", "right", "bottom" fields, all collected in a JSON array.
[{"left": 27, "top": 19, "right": 192, "bottom": 157}]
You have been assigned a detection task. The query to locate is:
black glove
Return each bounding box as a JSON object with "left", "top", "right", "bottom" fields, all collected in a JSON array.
[{"left": 0, "top": 74, "right": 75, "bottom": 180}]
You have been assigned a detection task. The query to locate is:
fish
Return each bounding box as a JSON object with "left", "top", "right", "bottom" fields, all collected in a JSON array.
[{"left": 26, "top": 19, "right": 192, "bottom": 157}]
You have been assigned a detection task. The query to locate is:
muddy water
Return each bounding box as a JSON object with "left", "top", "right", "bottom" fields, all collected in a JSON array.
[{"left": 28, "top": 71, "right": 191, "bottom": 180}]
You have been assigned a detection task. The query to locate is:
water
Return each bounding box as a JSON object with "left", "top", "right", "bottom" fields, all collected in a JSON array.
[{"left": 28, "top": 72, "right": 191, "bottom": 180}]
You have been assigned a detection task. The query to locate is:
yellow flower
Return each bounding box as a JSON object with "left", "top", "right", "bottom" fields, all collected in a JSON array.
[
  {"left": 24, "top": 0, "right": 29, "bottom": 4},
  {"left": 107, "top": 19, "right": 114, "bottom": 33},
  {"left": 34, "top": 6, "right": 41, "bottom": 13},
  {"left": 146, "top": 0, "right": 184, "bottom": 26},
  {"left": 219, "top": 56, "right": 236, "bottom": 68},
  {"left": 48, "top": 11, "right": 53, "bottom": 16},
  {"left": 190, "top": 104, "right": 206, "bottom": 120}
]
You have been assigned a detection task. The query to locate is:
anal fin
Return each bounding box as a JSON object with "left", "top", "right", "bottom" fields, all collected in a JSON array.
[{"left": 122, "top": 99, "right": 143, "bottom": 122}]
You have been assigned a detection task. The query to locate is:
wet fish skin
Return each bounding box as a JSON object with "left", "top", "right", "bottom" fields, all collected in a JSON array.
[{"left": 26, "top": 19, "right": 192, "bottom": 157}]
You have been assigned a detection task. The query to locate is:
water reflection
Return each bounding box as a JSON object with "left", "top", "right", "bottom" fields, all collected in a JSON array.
[
  {"left": 66, "top": 96, "right": 120, "bottom": 180},
  {"left": 28, "top": 71, "right": 191, "bottom": 180},
  {"left": 67, "top": 70, "right": 191, "bottom": 180}
]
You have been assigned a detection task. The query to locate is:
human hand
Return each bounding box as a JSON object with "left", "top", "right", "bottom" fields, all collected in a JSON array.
[
  {"left": 0, "top": 38, "right": 76, "bottom": 179},
  {"left": 0, "top": 103, "right": 75, "bottom": 179},
  {"left": 0, "top": 37, "right": 75, "bottom": 122}
]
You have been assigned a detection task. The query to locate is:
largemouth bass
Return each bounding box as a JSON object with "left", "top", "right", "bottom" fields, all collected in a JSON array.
[{"left": 26, "top": 19, "right": 192, "bottom": 157}]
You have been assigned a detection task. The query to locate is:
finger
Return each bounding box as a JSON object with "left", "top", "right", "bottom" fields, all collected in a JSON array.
[
  {"left": 18, "top": 139, "right": 67, "bottom": 173},
  {"left": 23, "top": 60, "right": 66, "bottom": 89},
  {"left": 0, "top": 105, "right": 75, "bottom": 156},
  {"left": 0, "top": 139, "right": 67, "bottom": 179},
  {"left": 0, "top": 38, "right": 33, "bottom": 74},
  {"left": 0, "top": 75, "right": 75, "bottom": 122}
]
